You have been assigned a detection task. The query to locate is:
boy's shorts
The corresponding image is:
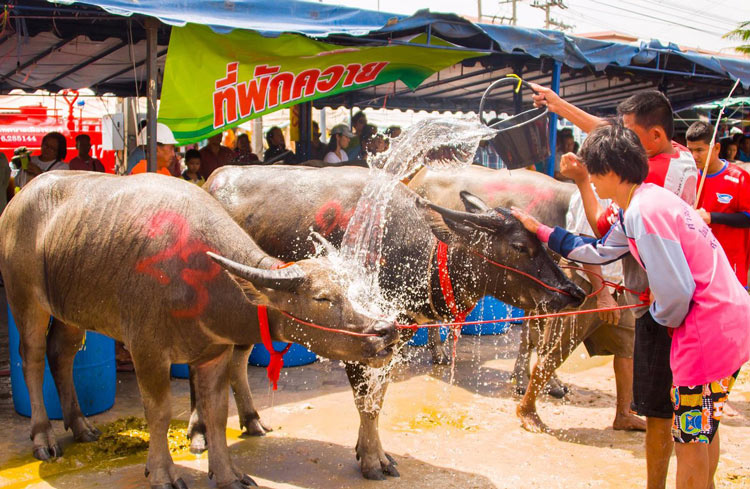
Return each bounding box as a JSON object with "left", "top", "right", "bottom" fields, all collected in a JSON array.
[
  {"left": 671, "top": 370, "right": 740, "bottom": 444},
  {"left": 631, "top": 311, "right": 673, "bottom": 418}
]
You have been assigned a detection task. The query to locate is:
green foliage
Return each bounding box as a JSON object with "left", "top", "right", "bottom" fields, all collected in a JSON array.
[{"left": 725, "top": 21, "right": 750, "bottom": 55}]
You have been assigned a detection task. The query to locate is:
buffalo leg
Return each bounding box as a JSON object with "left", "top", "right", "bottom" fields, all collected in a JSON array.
[
  {"left": 517, "top": 314, "right": 587, "bottom": 433},
  {"left": 345, "top": 362, "right": 399, "bottom": 480},
  {"left": 426, "top": 328, "right": 450, "bottom": 365},
  {"left": 193, "top": 347, "right": 257, "bottom": 488},
  {"left": 188, "top": 346, "right": 270, "bottom": 454},
  {"left": 512, "top": 319, "right": 568, "bottom": 398},
  {"left": 130, "top": 346, "right": 186, "bottom": 489},
  {"left": 14, "top": 298, "right": 62, "bottom": 460},
  {"left": 46, "top": 318, "right": 101, "bottom": 442}
]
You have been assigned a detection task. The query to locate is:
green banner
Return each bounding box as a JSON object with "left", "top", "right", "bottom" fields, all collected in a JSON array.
[{"left": 158, "top": 24, "right": 487, "bottom": 144}]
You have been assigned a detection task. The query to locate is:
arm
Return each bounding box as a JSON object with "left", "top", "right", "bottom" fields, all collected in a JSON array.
[
  {"left": 528, "top": 83, "right": 606, "bottom": 134},
  {"left": 635, "top": 233, "right": 695, "bottom": 327},
  {"left": 580, "top": 263, "right": 621, "bottom": 324},
  {"left": 698, "top": 210, "right": 750, "bottom": 227},
  {"left": 560, "top": 153, "right": 605, "bottom": 237}
]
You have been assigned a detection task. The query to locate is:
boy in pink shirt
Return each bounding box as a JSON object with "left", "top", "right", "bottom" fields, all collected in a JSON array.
[{"left": 513, "top": 123, "right": 749, "bottom": 489}]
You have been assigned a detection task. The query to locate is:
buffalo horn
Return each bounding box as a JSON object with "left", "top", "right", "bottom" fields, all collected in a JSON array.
[
  {"left": 206, "top": 252, "right": 306, "bottom": 291},
  {"left": 310, "top": 231, "right": 337, "bottom": 256},
  {"left": 422, "top": 200, "right": 499, "bottom": 229}
]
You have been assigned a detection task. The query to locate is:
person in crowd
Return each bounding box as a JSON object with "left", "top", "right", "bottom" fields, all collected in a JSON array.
[
  {"left": 366, "top": 133, "right": 389, "bottom": 155},
  {"left": 232, "top": 133, "right": 259, "bottom": 165},
  {"left": 513, "top": 122, "right": 749, "bottom": 489},
  {"left": 349, "top": 124, "right": 378, "bottom": 161},
  {"left": 126, "top": 120, "right": 148, "bottom": 174},
  {"left": 199, "top": 132, "right": 234, "bottom": 177},
  {"left": 310, "top": 121, "right": 327, "bottom": 160},
  {"left": 385, "top": 125, "right": 402, "bottom": 139},
  {"left": 554, "top": 130, "right": 576, "bottom": 179},
  {"left": 263, "top": 126, "right": 295, "bottom": 164},
  {"left": 68, "top": 134, "right": 105, "bottom": 172},
  {"left": 323, "top": 124, "right": 354, "bottom": 165},
  {"left": 737, "top": 135, "right": 750, "bottom": 162},
  {"left": 719, "top": 137, "right": 739, "bottom": 164},
  {"left": 687, "top": 122, "right": 750, "bottom": 286},
  {"left": 181, "top": 149, "right": 205, "bottom": 186},
  {"left": 345, "top": 111, "right": 368, "bottom": 155},
  {"left": 129, "top": 123, "right": 178, "bottom": 176},
  {"left": 14, "top": 131, "right": 68, "bottom": 189},
  {"left": 533, "top": 84, "right": 697, "bottom": 489}
]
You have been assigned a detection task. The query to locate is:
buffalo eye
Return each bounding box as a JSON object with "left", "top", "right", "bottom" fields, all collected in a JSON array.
[
  {"left": 313, "top": 296, "right": 332, "bottom": 304},
  {"left": 511, "top": 242, "right": 528, "bottom": 254}
]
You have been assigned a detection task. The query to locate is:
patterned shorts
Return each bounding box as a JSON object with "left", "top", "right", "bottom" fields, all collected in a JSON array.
[{"left": 670, "top": 370, "right": 739, "bottom": 444}]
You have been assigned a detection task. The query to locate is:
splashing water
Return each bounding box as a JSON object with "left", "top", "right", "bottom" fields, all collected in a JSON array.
[{"left": 340, "top": 115, "right": 498, "bottom": 318}]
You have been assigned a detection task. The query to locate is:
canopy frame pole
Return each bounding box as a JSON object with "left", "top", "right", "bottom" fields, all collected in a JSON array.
[
  {"left": 146, "top": 17, "right": 158, "bottom": 173},
  {"left": 546, "top": 60, "right": 562, "bottom": 176}
]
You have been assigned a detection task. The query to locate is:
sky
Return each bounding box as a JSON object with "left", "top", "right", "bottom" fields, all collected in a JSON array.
[{"left": 322, "top": 0, "right": 750, "bottom": 54}]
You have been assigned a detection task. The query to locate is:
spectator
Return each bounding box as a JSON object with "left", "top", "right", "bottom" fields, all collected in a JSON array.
[
  {"left": 14, "top": 131, "right": 68, "bottom": 189},
  {"left": 385, "top": 125, "right": 402, "bottom": 139},
  {"left": 129, "top": 123, "right": 178, "bottom": 176},
  {"left": 232, "top": 133, "right": 259, "bottom": 165},
  {"left": 126, "top": 120, "right": 148, "bottom": 174},
  {"left": 554, "top": 130, "right": 576, "bottom": 178},
  {"left": 738, "top": 135, "right": 750, "bottom": 162},
  {"left": 720, "top": 137, "right": 739, "bottom": 163},
  {"left": 345, "top": 111, "right": 368, "bottom": 155},
  {"left": 366, "top": 133, "right": 389, "bottom": 156},
  {"left": 263, "top": 126, "right": 295, "bottom": 164},
  {"left": 349, "top": 124, "right": 378, "bottom": 161},
  {"left": 181, "top": 149, "right": 206, "bottom": 186},
  {"left": 199, "top": 132, "right": 235, "bottom": 177},
  {"left": 69, "top": 134, "right": 105, "bottom": 172},
  {"left": 323, "top": 124, "right": 354, "bottom": 165},
  {"left": 310, "top": 121, "right": 327, "bottom": 160}
]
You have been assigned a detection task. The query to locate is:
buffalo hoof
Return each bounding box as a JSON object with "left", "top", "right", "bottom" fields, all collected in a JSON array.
[
  {"left": 358, "top": 453, "right": 400, "bottom": 480},
  {"left": 189, "top": 432, "right": 207, "bottom": 454},
  {"left": 545, "top": 376, "right": 569, "bottom": 399},
  {"left": 240, "top": 416, "right": 271, "bottom": 437},
  {"left": 517, "top": 406, "right": 549, "bottom": 434},
  {"left": 150, "top": 480, "right": 188, "bottom": 489},
  {"left": 33, "top": 442, "right": 62, "bottom": 461},
  {"left": 75, "top": 427, "right": 101, "bottom": 443}
]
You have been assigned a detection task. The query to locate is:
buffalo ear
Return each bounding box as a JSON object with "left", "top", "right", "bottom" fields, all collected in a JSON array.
[
  {"left": 460, "top": 191, "right": 493, "bottom": 214},
  {"left": 228, "top": 276, "right": 270, "bottom": 306}
]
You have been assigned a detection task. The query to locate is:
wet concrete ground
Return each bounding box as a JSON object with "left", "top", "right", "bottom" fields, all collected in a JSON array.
[{"left": 0, "top": 284, "right": 748, "bottom": 489}]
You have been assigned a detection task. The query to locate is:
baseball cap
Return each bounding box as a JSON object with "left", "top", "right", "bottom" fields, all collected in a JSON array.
[
  {"left": 330, "top": 124, "right": 355, "bottom": 138},
  {"left": 138, "top": 122, "right": 179, "bottom": 145}
]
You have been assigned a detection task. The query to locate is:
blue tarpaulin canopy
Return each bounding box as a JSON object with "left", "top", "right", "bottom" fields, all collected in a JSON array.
[{"left": 2, "top": 0, "right": 748, "bottom": 114}]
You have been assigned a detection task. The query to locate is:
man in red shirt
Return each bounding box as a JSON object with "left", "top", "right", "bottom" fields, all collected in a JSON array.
[
  {"left": 686, "top": 121, "right": 750, "bottom": 286},
  {"left": 199, "top": 133, "right": 234, "bottom": 177},
  {"left": 130, "top": 123, "right": 178, "bottom": 176},
  {"left": 68, "top": 134, "right": 105, "bottom": 172}
]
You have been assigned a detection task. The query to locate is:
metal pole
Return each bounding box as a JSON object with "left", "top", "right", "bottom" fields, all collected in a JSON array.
[
  {"left": 146, "top": 17, "right": 158, "bottom": 173},
  {"left": 546, "top": 60, "right": 562, "bottom": 176}
]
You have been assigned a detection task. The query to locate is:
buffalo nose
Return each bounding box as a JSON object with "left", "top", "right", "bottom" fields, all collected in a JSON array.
[
  {"left": 565, "top": 283, "right": 586, "bottom": 305},
  {"left": 372, "top": 320, "right": 399, "bottom": 343}
]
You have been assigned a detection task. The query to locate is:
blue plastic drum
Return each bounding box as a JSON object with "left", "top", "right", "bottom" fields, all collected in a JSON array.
[
  {"left": 248, "top": 342, "right": 317, "bottom": 367},
  {"left": 170, "top": 364, "right": 190, "bottom": 379},
  {"left": 461, "top": 296, "right": 516, "bottom": 335},
  {"left": 7, "top": 306, "right": 116, "bottom": 419},
  {"left": 408, "top": 326, "right": 449, "bottom": 346}
]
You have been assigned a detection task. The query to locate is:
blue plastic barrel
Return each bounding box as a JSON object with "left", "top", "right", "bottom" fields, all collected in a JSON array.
[
  {"left": 461, "top": 296, "right": 515, "bottom": 336},
  {"left": 8, "top": 306, "right": 116, "bottom": 419},
  {"left": 170, "top": 364, "right": 190, "bottom": 379},
  {"left": 248, "top": 342, "right": 317, "bottom": 367},
  {"left": 408, "top": 326, "right": 449, "bottom": 346}
]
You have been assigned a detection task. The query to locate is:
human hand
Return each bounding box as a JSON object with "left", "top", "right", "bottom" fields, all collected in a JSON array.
[
  {"left": 696, "top": 208, "right": 711, "bottom": 224},
  {"left": 511, "top": 206, "right": 542, "bottom": 234},
  {"left": 25, "top": 161, "right": 43, "bottom": 176},
  {"left": 596, "top": 290, "right": 621, "bottom": 324},
  {"left": 560, "top": 153, "right": 589, "bottom": 185},
  {"left": 528, "top": 82, "right": 564, "bottom": 113}
]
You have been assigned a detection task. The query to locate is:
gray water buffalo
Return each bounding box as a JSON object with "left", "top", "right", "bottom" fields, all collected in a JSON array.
[
  {"left": 203, "top": 165, "right": 584, "bottom": 479},
  {"left": 409, "top": 165, "right": 643, "bottom": 433},
  {"left": 0, "top": 171, "right": 398, "bottom": 489}
]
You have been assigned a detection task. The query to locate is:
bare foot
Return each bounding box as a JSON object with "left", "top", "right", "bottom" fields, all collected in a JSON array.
[
  {"left": 517, "top": 406, "right": 549, "bottom": 433},
  {"left": 613, "top": 413, "right": 646, "bottom": 431}
]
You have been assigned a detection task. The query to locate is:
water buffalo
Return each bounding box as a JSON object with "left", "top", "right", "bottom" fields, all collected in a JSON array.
[
  {"left": 0, "top": 171, "right": 399, "bottom": 489},
  {"left": 409, "top": 165, "right": 643, "bottom": 433},
  {"left": 203, "top": 165, "right": 584, "bottom": 479}
]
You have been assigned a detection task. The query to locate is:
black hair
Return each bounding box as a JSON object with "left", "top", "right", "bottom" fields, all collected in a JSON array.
[
  {"left": 325, "top": 134, "right": 342, "bottom": 154},
  {"left": 184, "top": 149, "right": 201, "bottom": 162},
  {"left": 685, "top": 121, "right": 714, "bottom": 145},
  {"left": 43, "top": 131, "right": 67, "bottom": 161},
  {"left": 266, "top": 126, "right": 280, "bottom": 146},
  {"left": 719, "top": 137, "right": 737, "bottom": 160},
  {"left": 616, "top": 90, "right": 674, "bottom": 140},
  {"left": 578, "top": 123, "right": 648, "bottom": 184},
  {"left": 351, "top": 111, "right": 366, "bottom": 127},
  {"left": 385, "top": 125, "right": 401, "bottom": 137},
  {"left": 75, "top": 133, "right": 91, "bottom": 143}
]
